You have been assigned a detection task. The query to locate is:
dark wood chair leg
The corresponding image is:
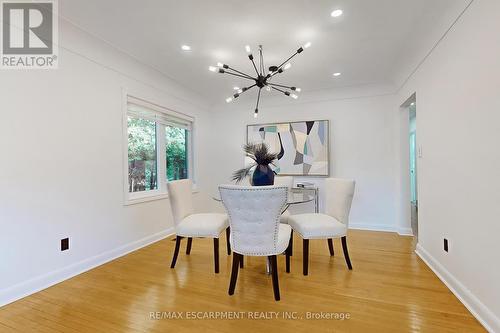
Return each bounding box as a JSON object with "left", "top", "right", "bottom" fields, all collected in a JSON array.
[
  {"left": 186, "top": 237, "right": 192, "bottom": 255},
  {"left": 269, "top": 255, "right": 280, "bottom": 301},
  {"left": 214, "top": 238, "right": 220, "bottom": 273},
  {"left": 239, "top": 255, "right": 244, "bottom": 268},
  {"left": 290, "top": 229, "right": 293, "bottom": 256},
  {"left": 228, "top": 253, "right": 241, "bottom": 295},
  {"left": 341, "top": 236, "right": 353, "bottom": 270},
  {"left": 286, "top": 231, "right": 293, "bottom": 273},
  {"left": 328, "top": 238, "right": 334, "bottom": 256},
  {"left": 170, "top": 236, "right": 182, "bottom": 268},
  {"left": 226, "top": 227, "right": 231, "bottom": 255},
  {"left": 303, "top": 239, "right": 309, "bottom": 276}
]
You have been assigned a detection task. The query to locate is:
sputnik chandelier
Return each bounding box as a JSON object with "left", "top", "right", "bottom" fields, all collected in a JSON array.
[{"left": 209, "top": 42, "right": 311, "bottom": 118}]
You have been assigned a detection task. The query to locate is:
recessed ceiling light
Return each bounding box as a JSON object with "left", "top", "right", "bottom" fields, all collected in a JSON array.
[
  {"left": 331, "top": 9, "right": 343, "bottom": 17},
  {"left": 333, "top": 72, "right": 341, "bottom": 77},
  {"left": 181, "top": 45, "right": 191, "bottom": 51}
]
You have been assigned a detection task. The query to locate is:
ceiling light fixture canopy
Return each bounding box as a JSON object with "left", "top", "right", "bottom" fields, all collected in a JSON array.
[{"left": 209, "top": 43, "right": 311, "bottom": 117}]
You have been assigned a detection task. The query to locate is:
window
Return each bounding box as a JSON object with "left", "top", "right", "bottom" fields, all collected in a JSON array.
[
  {"left": 128, "top": 117, "right": 158, "bottom": 192},
  {"left": 165, "top": 125, "right": 188, "bottom": 181},
  {"left": 125, "top": 96, "right": 194, "bottom": 203}
]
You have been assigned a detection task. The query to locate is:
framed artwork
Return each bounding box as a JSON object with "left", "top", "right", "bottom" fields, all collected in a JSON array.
[{"left": 246, "top": 120, "right": 329, "bottom": 176}]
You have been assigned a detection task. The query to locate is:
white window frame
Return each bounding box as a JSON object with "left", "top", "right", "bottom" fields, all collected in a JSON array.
[{"left": 123, "top": 93, "right": 195, "bottom": 205}]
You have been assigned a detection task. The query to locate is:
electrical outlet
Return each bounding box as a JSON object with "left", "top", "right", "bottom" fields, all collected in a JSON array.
[
  {"left": 61, "top": 238, "right": 69, "bottom": 251},
  {"left": 443, "top": 238, "right": 448, "bottom": 252}
]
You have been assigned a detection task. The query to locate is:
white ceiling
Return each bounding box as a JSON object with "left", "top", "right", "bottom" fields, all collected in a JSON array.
[{"left": 60, "top": 0, "right": 470, "bottom": 103}]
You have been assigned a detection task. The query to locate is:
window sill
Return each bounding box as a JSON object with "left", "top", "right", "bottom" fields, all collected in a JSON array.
[
  {"left": 124, "top": 185, "right": 198, "bottom": 206},
  {"left": 124, "top": 192, "right": 168, "bottom": 206}
]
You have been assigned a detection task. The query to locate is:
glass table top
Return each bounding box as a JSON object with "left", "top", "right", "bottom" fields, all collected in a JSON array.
[{"left": 212, "top": 191, "right": 314, "bottom": 205}]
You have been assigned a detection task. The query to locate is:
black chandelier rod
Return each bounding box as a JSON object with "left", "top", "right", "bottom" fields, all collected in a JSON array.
[
  {"left": 245, "top": 83, "right": 257, "bottom": 91},
  {"left": 259, "top": 46, "right": 265, "bottom": 75},
  {"left": 233, "top": 83, "right": 257, "bottom": 98},
  {"left": 225, "top": 66, "right": 254, "bottom": 79},
  {"left": 223, "top": 70, "right": 256, "bottom": 81},
  {"left": 267, "top": 82, "right": 295, "bottom": 90},
  {"left": 270, "top": 49, "right": 302, "bottom": 77},
  {"left": 255, "top": 88, "right": 262, "bottom": 112},
  {"left": 248, "top": 55, "right": 260, "bottom": 76},
  {"left": 270, "top": 86, "right": 290, "bottom": 95},
  {"left": 276, "top": 52, "right": 297, "bottom": 71}
]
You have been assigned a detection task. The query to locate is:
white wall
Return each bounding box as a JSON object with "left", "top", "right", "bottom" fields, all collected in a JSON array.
[
  {"left": 0, "top": 19, "right": 214, "bottom": 305},
  {"left": 2, "top": 2, "right": 499, "bottom": 331},
  {"left": 397, "top": 0, "right": 500, "bottom": 330},
  {"left": 208, "top": 90, "right": 401, "bottom": 232}
]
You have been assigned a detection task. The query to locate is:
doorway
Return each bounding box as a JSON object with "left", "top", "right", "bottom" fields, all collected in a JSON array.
[{"left": 408, "top": 102, "right": 418, "bottom": 239}]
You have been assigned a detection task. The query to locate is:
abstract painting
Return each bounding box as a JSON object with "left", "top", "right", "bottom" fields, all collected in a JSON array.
[{"left": 247, "top": 120, "right": 329, "bottom": 176}]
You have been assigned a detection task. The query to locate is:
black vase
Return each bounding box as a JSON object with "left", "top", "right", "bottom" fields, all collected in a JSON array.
[{"left": 252, "top": 164, "right": 275, "bottom": 186}]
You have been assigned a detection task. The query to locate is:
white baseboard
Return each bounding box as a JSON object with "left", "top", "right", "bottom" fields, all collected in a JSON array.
[
  {"left": 349, "top": 223, "right": 397, "bottom": 233},
  {"left": 415, "top": 244, "right": 499, "bottom": 333},
  {"left": 0, "top": 227, "right": 175, "bottom": 307},
  {"left": 397, "top": 227, "right": 414, "bottom": 236},
  {"left": 349, "top": 222, "right": 397, "bottom": 232},
  {"left": 349, "top": 223, "right": 413, "bottom": 237}
]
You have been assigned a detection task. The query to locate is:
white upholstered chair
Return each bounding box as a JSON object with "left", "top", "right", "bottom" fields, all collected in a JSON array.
[
  {"left": 273, "top": 176, "right": 294, "bottom": 224},
  {"left": 288, "top": 178, "right": 355, "bottom": 275},
  {"left": 219, "top": 185, "right": 292, "bottom": 301},
  {"left": 167, "top": 179, "right": 229, "bottom": 273}
]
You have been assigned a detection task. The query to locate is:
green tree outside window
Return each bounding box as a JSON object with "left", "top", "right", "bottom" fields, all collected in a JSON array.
[
  {"left": 127, "top": 117, "right": 157, "bottom": 192},
  {"left": 166, "top": 126, "right": 188, "bottom": 181}
]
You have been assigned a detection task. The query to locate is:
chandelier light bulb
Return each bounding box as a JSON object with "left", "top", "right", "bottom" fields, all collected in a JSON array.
[
  {"left": 226, "top": 97, "right": 233, "bottom": 103},
  {"left": 284, "top": 63, "right": 292, "bottom": 70},
  {"left": 217, "top": 62, "right": 224, "bottom": 67},
  {"left": 296, "top": 88, "right": 301, "bottom": 92},
  {"left": 254, "top": 110, "right": 258, "bottom": 118},
  {"left": 245, "top": 45, "right": 251, "bottom": 54},
  {"left": 266, "top": 86, "right": 271, "bottom": 91},
  {"left": 233, "top": 86, "right": 240, "bottom": 90},
  {"left": 237, "top": 89, "right": 243, "bottom": 94},
  {"left": 303, "top": 42, "right": 312, "bottom": 49},
  {"left": 291, "top": 94, "right": 298, "bottom": 99},
  {"left": 208, "top": 66, "right": 217, "bottom": 72}
]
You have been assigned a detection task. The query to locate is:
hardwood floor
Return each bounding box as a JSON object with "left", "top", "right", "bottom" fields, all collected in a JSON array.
[{"left": 0, "top": 230, "right": 485, "bottom": 332}]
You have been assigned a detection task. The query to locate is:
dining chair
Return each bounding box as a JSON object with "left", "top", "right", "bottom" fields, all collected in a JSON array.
[
  {"left": 167, "top": 179, "right": 229, "bottom": 273},
  {"left": 288, "top": 178, "right": 355, "bottom": 275},
  {"left": 219, "top": 185, "right": 292, "bottom": 301},
  {"left": 273, "top": 176, "right": 294, "bottom": 224}
]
